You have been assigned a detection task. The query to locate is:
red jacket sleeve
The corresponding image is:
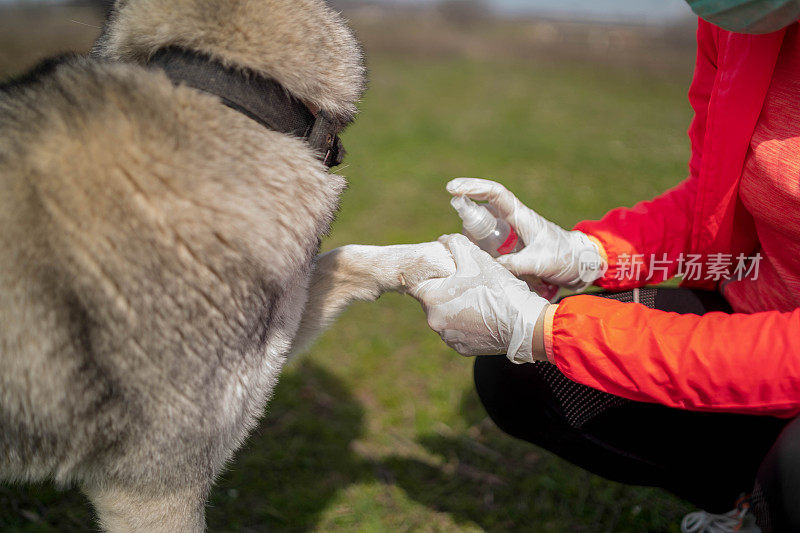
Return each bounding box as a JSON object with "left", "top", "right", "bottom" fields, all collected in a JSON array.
[
  {"left": 574, "top": 20, "right": 720, "bottom": 290},
  {"left": 550, "top": 296, "right": 800, "bottom": 418}
]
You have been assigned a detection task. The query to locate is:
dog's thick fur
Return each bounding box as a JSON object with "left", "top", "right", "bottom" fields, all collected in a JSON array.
[{"left": 0, "top": 1, "right": 454, "bottom": 530}]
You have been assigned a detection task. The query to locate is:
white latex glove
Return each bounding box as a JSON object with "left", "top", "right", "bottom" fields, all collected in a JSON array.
[
  {"left": 447, "top": 178, "right": 607, "bottom": 291},
  {"left": 411, "top": 234, "right": 550, "bottom": 364}
]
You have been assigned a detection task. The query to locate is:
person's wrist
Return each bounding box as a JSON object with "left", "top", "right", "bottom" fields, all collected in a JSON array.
[
  {"left": 506, "top": 294, "right": 548, "bottom": 364},
  {"left": 586, "top": 235, "right": 608, "bottom": 264},
  {"left": 532, "top": 304, "right": 549, "bottom": 361}
]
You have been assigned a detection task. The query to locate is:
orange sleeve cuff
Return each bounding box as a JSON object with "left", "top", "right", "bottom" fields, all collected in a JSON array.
[{"left": 543, "top": 303, "right": 558, "bottom": 363}]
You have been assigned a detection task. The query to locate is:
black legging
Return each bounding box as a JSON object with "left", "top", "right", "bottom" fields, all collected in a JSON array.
[{"left": 473, "top": 288, "right": 800, "bottom": 532}]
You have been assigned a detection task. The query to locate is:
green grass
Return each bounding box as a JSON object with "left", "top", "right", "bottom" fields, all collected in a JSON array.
[{"left": 1, "top": 51, "right": 697, "bottom": 531}]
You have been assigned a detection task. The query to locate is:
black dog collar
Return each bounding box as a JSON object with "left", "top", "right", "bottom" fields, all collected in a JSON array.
[{"left": 148, "top": 47, "right": 344, "bottom": 168}]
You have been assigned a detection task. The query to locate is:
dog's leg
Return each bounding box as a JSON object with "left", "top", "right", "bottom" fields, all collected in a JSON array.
[
  {"left": 290, "top": 241, "right": 455, "bottom": 355},
  {"left": 84, "top": 483, "right": 207, "bottom": 533}
]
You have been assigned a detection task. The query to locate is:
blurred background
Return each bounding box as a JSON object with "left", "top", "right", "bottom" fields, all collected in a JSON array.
[{"left": 1, "top": 1, "right": 698, "bottom": 531}]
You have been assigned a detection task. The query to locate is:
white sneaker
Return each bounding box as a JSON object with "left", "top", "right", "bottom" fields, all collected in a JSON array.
[{"left": 681, "top": 504, "right": 761, "bottom": 533}]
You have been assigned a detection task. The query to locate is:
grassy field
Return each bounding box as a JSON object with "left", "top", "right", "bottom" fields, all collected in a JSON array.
[{"left": 0, "top": 7, "right": 698, "bottom": 532}]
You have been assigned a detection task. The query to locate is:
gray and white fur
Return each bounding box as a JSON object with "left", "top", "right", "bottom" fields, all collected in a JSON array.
[{"left": 0, "top": 1, "right": 455, "bottom": 530}]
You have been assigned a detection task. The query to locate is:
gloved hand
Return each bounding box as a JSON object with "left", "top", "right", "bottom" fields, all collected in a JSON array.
[
  {"left": 447, "top": 178, "right": 607, "bottom": 291},
  {"left": 410, "top": 234, "right": 550, "bottom": 364}
]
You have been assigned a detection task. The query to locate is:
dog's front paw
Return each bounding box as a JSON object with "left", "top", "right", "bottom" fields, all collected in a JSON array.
[{"left": 392, "top": 241, "right": 456, "bottom": 293}]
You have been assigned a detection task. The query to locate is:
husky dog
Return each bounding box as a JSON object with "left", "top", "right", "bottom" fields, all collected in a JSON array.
[{"left": 0, "top": 0, "right": 455, "bottom": 530}]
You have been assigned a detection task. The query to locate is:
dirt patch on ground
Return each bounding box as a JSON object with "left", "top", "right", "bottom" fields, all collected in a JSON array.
[{"left": 0, "top": 6, "right": 103, "bottom": 78}]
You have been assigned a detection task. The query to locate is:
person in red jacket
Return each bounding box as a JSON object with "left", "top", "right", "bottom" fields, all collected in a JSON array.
[{"left": 412, "top": 3, "right": 800, "bottom": 532}]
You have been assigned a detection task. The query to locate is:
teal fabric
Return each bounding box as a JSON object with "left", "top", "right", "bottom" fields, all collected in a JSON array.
[{"left": 685, "top": 0, "right": 800, "bottom": 33}]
